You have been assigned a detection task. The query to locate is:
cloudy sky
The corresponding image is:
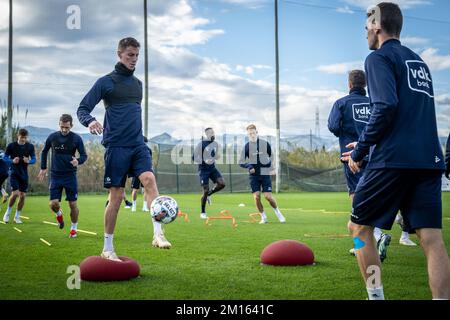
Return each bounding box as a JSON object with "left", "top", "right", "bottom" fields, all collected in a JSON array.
[{"left": 0, "top": 0, "right": 449, "bottom": 140}]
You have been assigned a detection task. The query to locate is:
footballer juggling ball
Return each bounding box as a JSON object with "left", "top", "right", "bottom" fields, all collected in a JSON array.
[
  {"left": 260, "top": 240, "right": 315, "bottom": 266},
  {"left": 80, "top": 256, "right": 140, "bottom": 281}
]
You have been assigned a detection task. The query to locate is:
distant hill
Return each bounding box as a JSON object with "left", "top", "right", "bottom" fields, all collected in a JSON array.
[
  {"left": 22, "top": 126, "right": 448, "bottom": 152},
  {"left": 24, "top": 126, "right": 102, "bottom": 144}
]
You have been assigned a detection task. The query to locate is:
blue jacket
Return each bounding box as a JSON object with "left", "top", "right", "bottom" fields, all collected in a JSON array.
[
  {"left": 193, "top": 139, "right": 219, "bottom": 171},
  {"left": 41, "top": 131, "right": 87, "bottom": 175},
  {"left": 77, "top": 62, "right": 145, "bottom": 148},
  {"left": 4, "top": 142, "right": 36, "bottom": 177},
  {"left": 352, "top": 39, "right": 445, "bottom": 171},
  {"left": 328, "top": 87, "right": 370, "bottom": 157},
  {"left": 240, "top": 138, "right": 272, "bottom": 176}
]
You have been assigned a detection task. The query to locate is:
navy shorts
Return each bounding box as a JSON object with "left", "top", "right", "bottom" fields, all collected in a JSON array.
[
  {"left": 10, "top": 173, "right": 28, "bottom": 193},
  {"left": 343, "top": 162, "right": 366, "bottom": 194},
  {"left": 49, "top": 173, "right": 78, "bottom": 202},
  {"left": 199, "top": 167, "right": 222, "bottom": 186},
  {"left": 351, "top": 169, "right": 443, "bottom": 233},
  {"left": 0, "top": 171, "right": 8, "bottom": 186},
  {"left": 250, "top": 175, "right": 273, "bottom": 193},
  {"left": 104, "top": 145, "right": 152, "bottom": 189},
  {"left": 131, "top": 176, "right": 143, "bottom": 189}
]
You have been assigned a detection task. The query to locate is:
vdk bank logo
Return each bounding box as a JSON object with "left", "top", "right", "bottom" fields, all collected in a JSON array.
[
  {"left": 352, "top": 103, "right": 371, "bottom": 124},
  {"left": 406, "top": 60, "right": 434, "bottom": 98}
]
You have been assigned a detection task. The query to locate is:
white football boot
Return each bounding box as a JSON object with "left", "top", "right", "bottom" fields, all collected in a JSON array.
[
  {"left": 152, "top": 232, "right": 172, "bottom": 249},
  {"left": 101, "top": 250, "right": 121, "bottom": 262}
]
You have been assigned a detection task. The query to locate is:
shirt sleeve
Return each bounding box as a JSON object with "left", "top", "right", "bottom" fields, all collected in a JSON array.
[
  {"left": 28, "top": 145, "right": 36, "bottom": 165},
  {"left": 328, "top": 101, "right": 342, "bottom": 137},
  {"left": 77, "top": 77, "right": 110, "bottom": 127},
  {"left": 40, "top": 136, "right": 52, "bottom": 170},
  {"left": 76, "top": 136, "right": 88, "bottom": 165},
  {"left": 239, "top": 143, "right": 253, "bottom": 170},
  {"left": 352, "top": 53, "right": 399, "bottom": 162}
]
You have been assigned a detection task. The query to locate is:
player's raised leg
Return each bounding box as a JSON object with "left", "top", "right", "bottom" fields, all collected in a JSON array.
[
  {"left": 263, "top": 192, "right": 285, "bottom": 223},
  {"left": 49, "top": 199, "right": 64, "bottom": 229},
  {"left": 140, "top": 171, "right": 170, "bottom": 249}
]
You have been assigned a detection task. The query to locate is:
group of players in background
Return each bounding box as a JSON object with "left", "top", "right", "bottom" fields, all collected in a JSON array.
[{"left": 0, "top": 1, "right": 449, "bottom": 300}]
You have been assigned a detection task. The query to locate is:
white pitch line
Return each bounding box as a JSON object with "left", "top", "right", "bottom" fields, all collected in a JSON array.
[
  {"left": 77, "top": 229, "right": 97, "bottom": 236},
  {"left": 14, "top": 227, "right": 22, "bottom": 233},
  {"left": 43, "top": 221, "right": 59, "bottom": 226},
  {"left": 0, "top": 221, "right": 6, "bottom": 225},
  {"left": 40, "top": 238, "right": 52, "bottom": 246},
  {"left": 20, "top": 216, "right": 30, "bottom": 220}
]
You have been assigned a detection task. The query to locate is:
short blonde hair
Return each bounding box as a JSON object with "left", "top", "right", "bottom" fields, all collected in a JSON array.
[{"left": 246, "top": 124, "right": 257, "bottom": 131}]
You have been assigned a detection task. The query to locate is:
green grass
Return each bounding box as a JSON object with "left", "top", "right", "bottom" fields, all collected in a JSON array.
[{"left": 0, "top": 192, "right": 449, "bottom": 300}]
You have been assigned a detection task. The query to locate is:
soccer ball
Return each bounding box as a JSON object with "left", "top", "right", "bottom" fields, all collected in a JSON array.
[{"left": 150, "top": 196, "right": 179, "bottom": 224}]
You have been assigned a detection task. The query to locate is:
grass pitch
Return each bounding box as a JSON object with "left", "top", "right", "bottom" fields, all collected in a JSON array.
[{"left": 0, "top": 192, "right": 449, "bottom": 300}]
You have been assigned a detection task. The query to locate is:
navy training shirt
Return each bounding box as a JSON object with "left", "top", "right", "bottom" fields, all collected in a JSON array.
[
  {"left": 41, "top": 131, "right": 87, "bottom": 176},
  {"left": 328, "top": 87, "right": 371, "bottom": 157},
  {"left": 352, "top": 39, "right": 445, "bottom": 170},
  {"left": 239, "top": 138, "right": 272, "bottom": 176},
  {"left": 77, "top": 62, "right": 144, "bottom": 148},
  {"left": 4, "top": 142, "right": 36, "bottom": 177},
  {"left": 193, "top": 140, "right": 219, "bottom": 171}
]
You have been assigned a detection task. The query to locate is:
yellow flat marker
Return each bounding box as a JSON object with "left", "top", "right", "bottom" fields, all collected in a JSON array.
[
  {"left": 40, "top": 238, "right": 52, "bottom": 246},
  {"left": 304, "top": 233, "right": 350, "bottom": 238},
  {"left": 77, "top": 229, "right": 97, "bottom": 236},
  {"left": 20, "top": 216, "right": 30, "bottom": 220},
  {"left": 43, "top": 221, "right": 59, "bottom": 226},
  {"left": 14, "top": 227, "right": 22, "bottom": 233},
  {"left": 0, "top": 221, "right": 5, "bottom": 225}
]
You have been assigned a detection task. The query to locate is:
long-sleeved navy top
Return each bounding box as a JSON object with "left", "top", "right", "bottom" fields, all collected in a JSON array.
[
  {"left": 240, "top": 138, "right": 272, "bottom": 176},
  {"left": 77, "top": 62, "right": 145, "bottom": 148},
  {"left": 352, "top": 39, "right": 445, "bottom": 171},
  {"left": 41, "top": 131, "right": 87, "bottom": 176},
  {"left": 328, "top": 87, "right": 371, "bottom": 157},
  {"left": 4, "top": 142, "right": 36, "bottom": 177}
]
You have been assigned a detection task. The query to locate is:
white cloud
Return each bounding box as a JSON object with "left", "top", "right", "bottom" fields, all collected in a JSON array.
[
  {"left": 220, "top": 0, "right": 269, "bottom": 9},
  {"left": 336, "top": 6, "right": 355, "bottom": 14},
  {"left": 343, "top": 0, "right": 432, "bottom": 10},
  {"left": 401, "top": 36, "right": 429, "bottom": 46},
  {"left": 316, "top": 61, "right": 364, "bottom": 74},
  {"left": 421, "top": 48, "right": 450, "bottom": 71}
]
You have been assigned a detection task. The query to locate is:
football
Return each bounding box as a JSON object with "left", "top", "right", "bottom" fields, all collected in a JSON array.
[{"left": 150, "top": 196, "right": 179, "bottom": 224}]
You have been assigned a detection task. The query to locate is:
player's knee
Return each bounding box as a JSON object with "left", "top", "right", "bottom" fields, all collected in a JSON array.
[
  {"left": 49, "top": 200, "right": 59, "bottom": 210},
  {"left": 416, "top": 229, "right": 442, "bottom": 250},
  {"left": 69, "top": 202, "right": 78, "bottom": 210},
  {"left": 218, "top": 182, "right": 226, "bottom": 189},
  {"left": 19, "top": 192, "right": 26, "bottom": 199},
  {"left": 264, "top": 194, "right": 272, "bottom": 201},
  {"left": 140, "top": 172, "right": 156, "bottom": 188},
  {"left": 348, "top": 222, "right": 370, "bottom": 237},
  {"left": 253, "top": 193, "right": 261, "bottom": 201}
]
